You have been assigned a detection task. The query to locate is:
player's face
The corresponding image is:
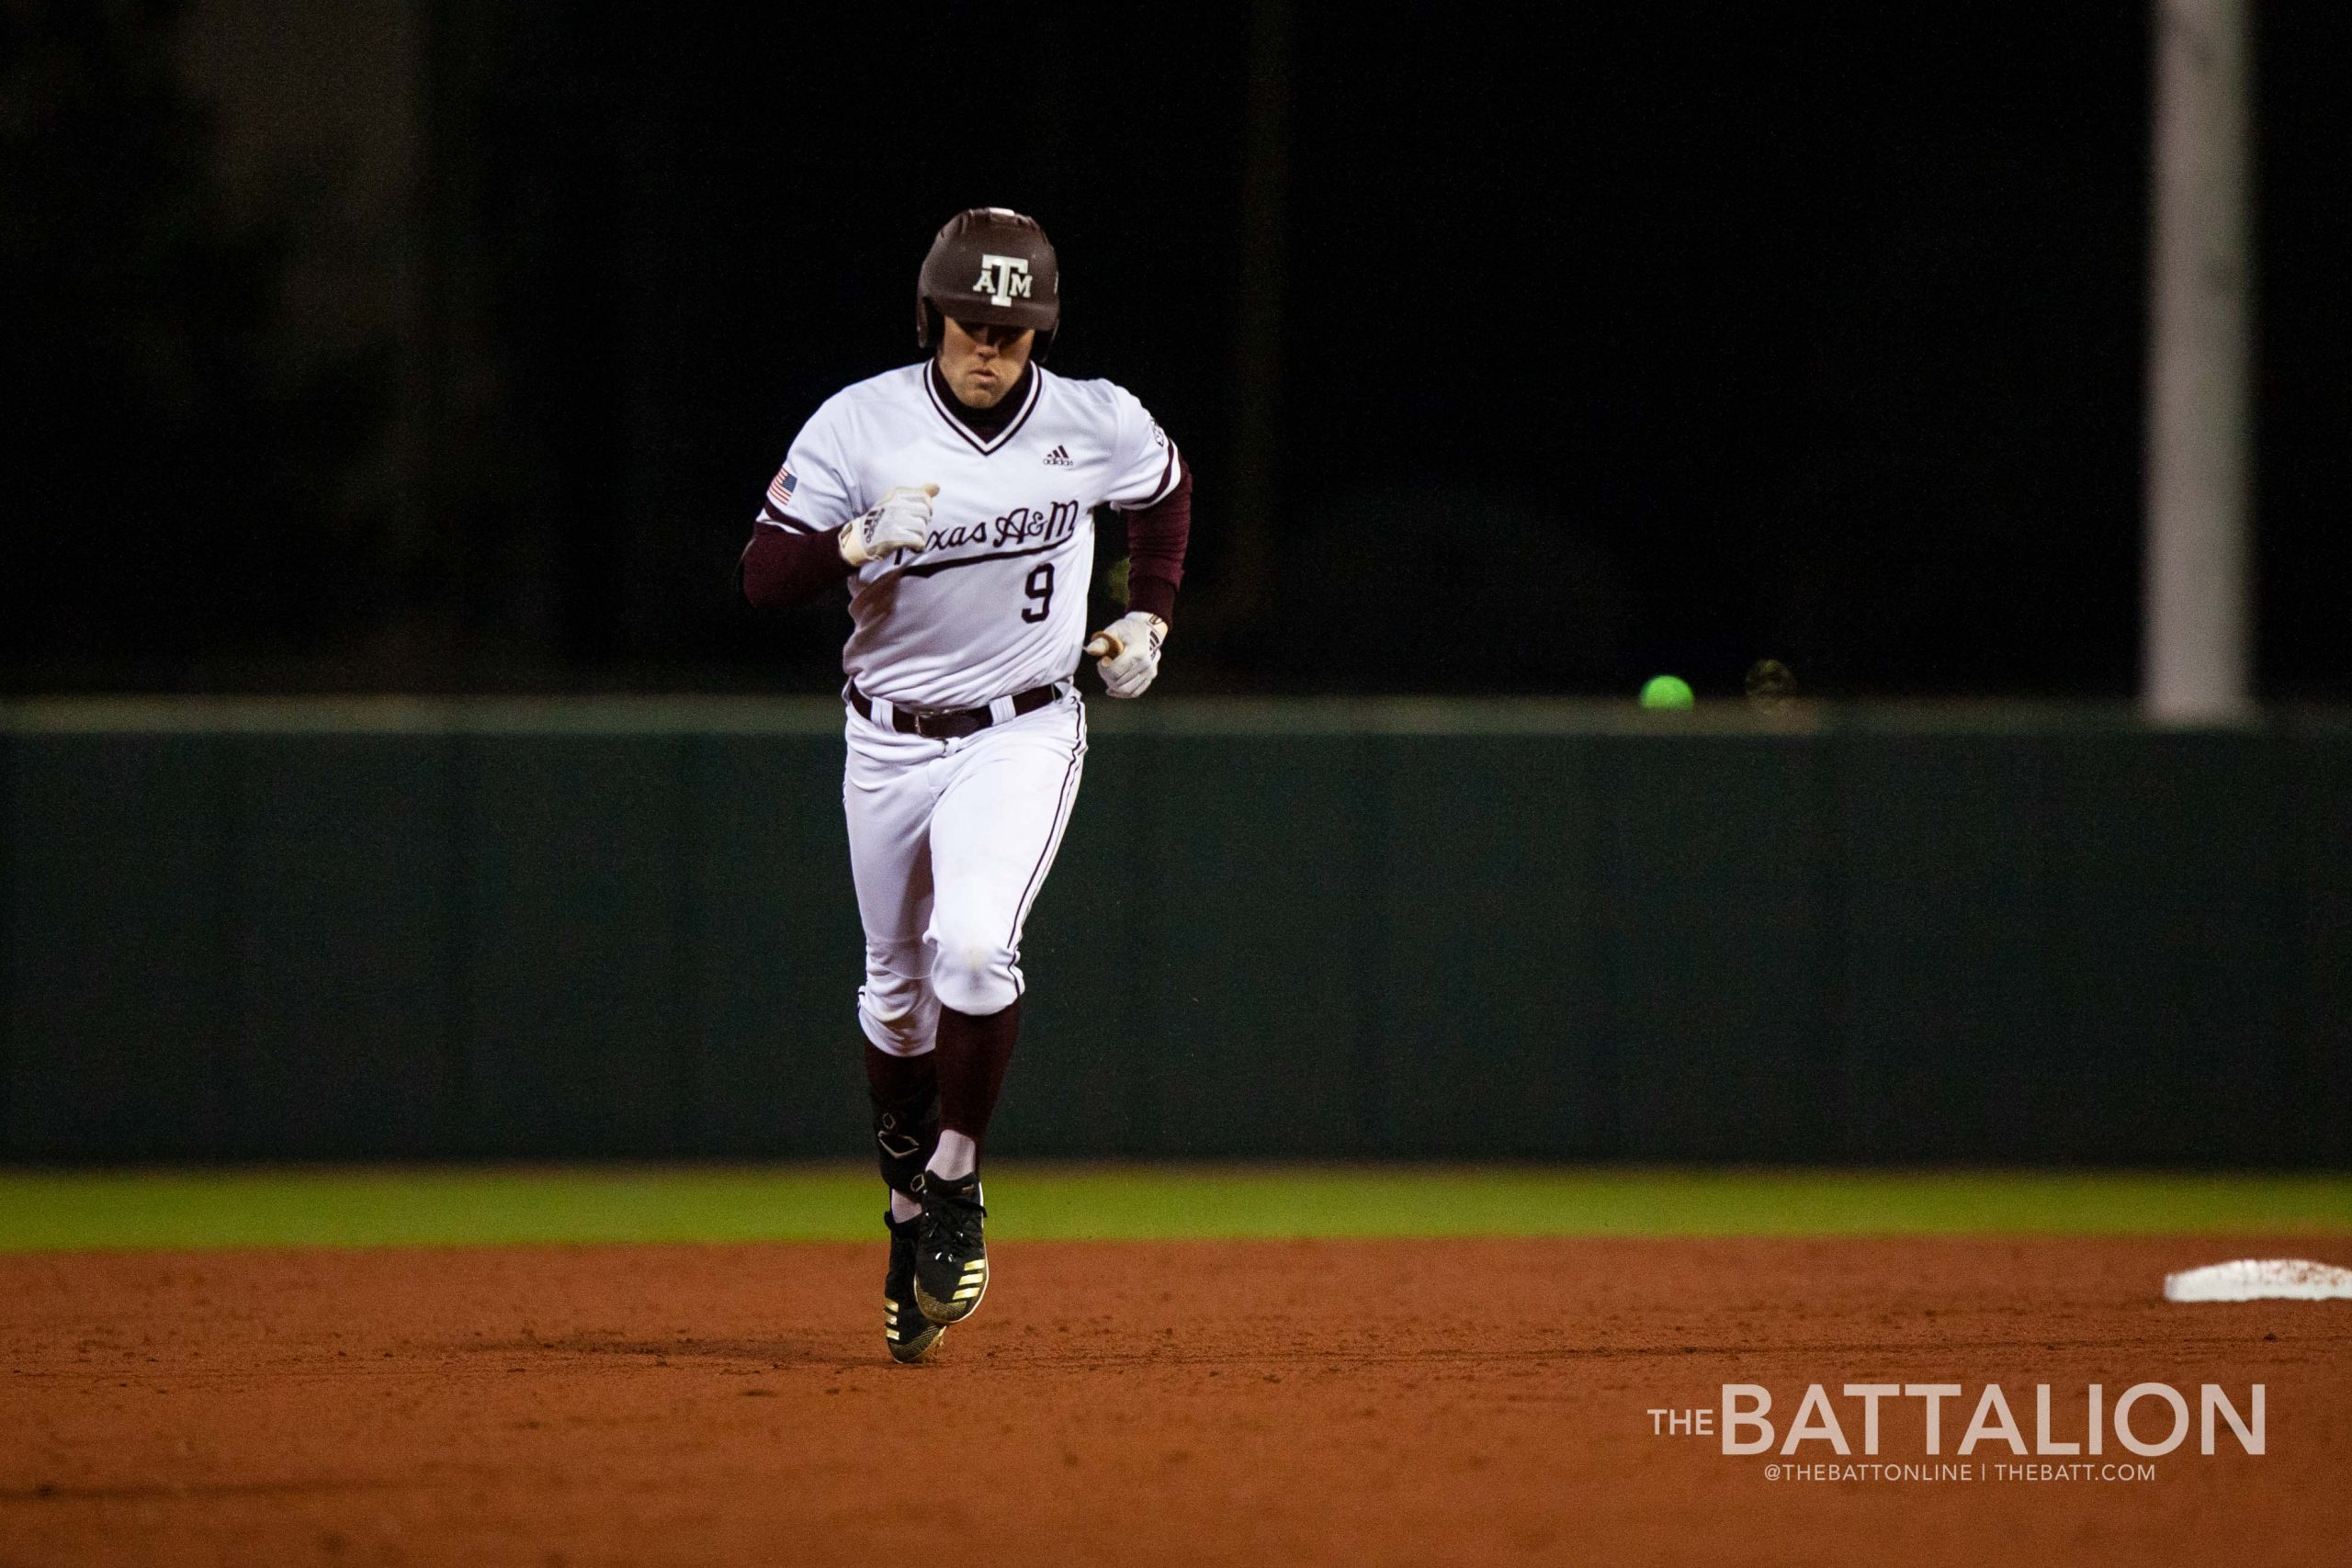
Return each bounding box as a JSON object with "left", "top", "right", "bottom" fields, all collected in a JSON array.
[{"left": 937, "top": 317, "right": 1035, "bottom": 409}]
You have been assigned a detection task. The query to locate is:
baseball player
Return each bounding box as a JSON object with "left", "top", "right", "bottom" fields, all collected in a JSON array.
[{"left": 738, "top": 209, "right": 1193, "bottom": 1361}]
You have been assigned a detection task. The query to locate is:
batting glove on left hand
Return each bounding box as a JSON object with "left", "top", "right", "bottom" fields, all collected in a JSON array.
[
  {"left": 1088, "top": 612, "right": 1166, "bottom": 699},
  {"left": 839, "top": 484, "right": 937, "bottom": 567}
]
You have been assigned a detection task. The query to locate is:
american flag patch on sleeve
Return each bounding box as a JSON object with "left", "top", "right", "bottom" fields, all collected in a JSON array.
[{"left": 765, "top": 465, "right": 797, "bottom": 511}]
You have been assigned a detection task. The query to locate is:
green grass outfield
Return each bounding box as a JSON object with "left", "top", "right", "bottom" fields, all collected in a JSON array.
[{"left": 0, "top": 1166, "right": 2347, "bottom": 1251}]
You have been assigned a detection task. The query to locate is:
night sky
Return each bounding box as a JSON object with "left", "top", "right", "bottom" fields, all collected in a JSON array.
[{"left": 6, "top": 1, "right": 2346, "bottom": 697}]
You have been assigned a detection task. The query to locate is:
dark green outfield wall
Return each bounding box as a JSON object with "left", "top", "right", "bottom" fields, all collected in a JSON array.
[{"left": 2, "top": 699, "right": 2346, "bottom": 1166}]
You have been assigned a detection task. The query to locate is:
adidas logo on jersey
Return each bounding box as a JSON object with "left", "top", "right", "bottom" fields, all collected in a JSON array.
[{"left": 1042, "top": 445, "right": 1072, "bottom": 467}]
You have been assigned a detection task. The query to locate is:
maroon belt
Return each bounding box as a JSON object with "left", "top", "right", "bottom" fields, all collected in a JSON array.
[{"left": 845, "top": 680, "right": 1062, "bottom": 740}]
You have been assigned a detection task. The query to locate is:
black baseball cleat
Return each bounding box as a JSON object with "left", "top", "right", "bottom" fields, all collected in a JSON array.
[
  {"left": 883, "top": 1211, "right": 945, "bottom": 1363},
  {"left": 911, "top": 1173, "right": 989, "bottom": 1325}
]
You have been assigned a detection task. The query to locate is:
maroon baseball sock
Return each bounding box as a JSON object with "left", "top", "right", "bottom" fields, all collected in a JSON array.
[
  {"left": 864, "top": 1041, "right": 936, "bottom": 1108},
  {"left": 932, "top": 998, "right": 1021, "bottom": 1161}
]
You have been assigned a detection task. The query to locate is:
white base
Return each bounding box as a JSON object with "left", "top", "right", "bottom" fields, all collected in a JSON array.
[{"left": 2163, "top": 1258, "right": 2352, "bottom": 1303}]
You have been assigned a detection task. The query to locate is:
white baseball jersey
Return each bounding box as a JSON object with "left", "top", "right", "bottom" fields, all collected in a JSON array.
[{"left": 759, "top": 363, "right": 1182, "bottom": 711}]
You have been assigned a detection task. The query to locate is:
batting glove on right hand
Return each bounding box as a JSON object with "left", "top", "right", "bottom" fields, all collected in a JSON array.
[
  {"left": 839, "top": 483, "right": 937, "bottom": 567},
  {"left": 1089, "top": 611, "right": 1167, "bottom": 698}
]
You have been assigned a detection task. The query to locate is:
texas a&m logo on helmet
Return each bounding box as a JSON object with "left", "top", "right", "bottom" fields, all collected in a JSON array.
[{"left": 973, "top": 255, "right": 1034, "bottom": 308}]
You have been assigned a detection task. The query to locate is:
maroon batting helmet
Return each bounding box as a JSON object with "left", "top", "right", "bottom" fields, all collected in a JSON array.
[{"left": 916, "top": 208, "right": 1060, "bottom": 357}]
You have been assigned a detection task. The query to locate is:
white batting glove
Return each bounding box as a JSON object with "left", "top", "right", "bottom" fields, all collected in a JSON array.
[
  {"left": 839, "top": 483, "right": 937, "bottom": 567},
  {"left": 1088, "top": 612, "right": 1167, "bottom": 698}
]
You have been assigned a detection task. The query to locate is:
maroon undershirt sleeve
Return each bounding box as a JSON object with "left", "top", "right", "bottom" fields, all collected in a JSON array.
[
  {"left": 739, "top": 520, "right": 852, "bottom": 610},
  {"left": 1120, "top": 459, "right": 1192, "bottom": 623}
]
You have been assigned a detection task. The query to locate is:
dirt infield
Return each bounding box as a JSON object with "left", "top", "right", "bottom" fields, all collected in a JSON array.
[{"left": 2, "top": 1236, "right": 2345, "bottom": 1565}]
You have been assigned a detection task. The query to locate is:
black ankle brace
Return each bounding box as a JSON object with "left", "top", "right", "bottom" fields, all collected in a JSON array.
[{"left": 871, "top": 1086, "right": 940, "bottom": 1198}]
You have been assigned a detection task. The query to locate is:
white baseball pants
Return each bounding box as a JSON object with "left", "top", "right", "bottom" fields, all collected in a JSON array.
[{"left": 844, "top": 690, "right": 1087, "bottom": 1056}]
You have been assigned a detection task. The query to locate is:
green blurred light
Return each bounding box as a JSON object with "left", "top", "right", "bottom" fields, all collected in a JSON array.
[{"left": 0, "top": 1165, "right": 2345, "bottom": 1251}]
